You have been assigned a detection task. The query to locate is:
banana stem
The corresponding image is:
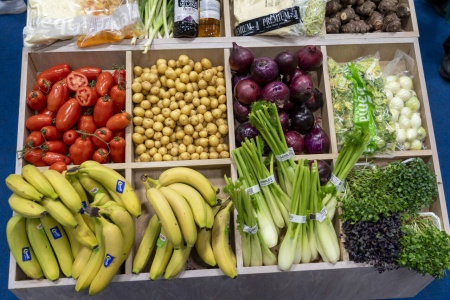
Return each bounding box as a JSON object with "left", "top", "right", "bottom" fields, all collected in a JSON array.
[{"left": 145, "top": 176, "right": 160, "bottom": 188}]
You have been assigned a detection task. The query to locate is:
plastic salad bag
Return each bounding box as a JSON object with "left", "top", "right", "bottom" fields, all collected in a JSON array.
[
  {"left": 233, "top": 0, "right": 327, "bottom": 37},
  {"left": 23, "top": 0, "right": 143, "bottom": 48},
  {"left": 382, "top": 50, "right": 426, "bottom": 151},
  {"left": 328, "top": 53, "right": 397, "bottom": 156}
]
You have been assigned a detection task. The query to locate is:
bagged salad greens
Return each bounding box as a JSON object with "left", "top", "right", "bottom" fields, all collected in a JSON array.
[{"left": 328, "top": 54, "right": 396, "bottom": 155}]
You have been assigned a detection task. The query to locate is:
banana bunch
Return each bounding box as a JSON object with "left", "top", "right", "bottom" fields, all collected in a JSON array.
[
  {"left": 133, "top": 167, "right": 237, "bottom": 279},
  {"left": 5, "top": 161, "right": 139, "bottom": 295}
]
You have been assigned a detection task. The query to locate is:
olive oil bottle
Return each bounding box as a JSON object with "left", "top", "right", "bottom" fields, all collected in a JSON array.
[{"left": 198, "top": 0, "right": 221, "bottom": 37}]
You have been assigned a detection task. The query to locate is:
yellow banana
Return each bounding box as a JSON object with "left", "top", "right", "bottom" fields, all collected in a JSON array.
[
  {"left": 195, "top": 228, "right": 216, "bottom": 267},
  {"left": 22, "top": 164, "right": 59, "bottom": 199},
  {"left": 72, "top": 213, "right": 98, "bottom": 249},
  {"left": 97, "top": 205, "right": 135, "bottom": 264},
  {"left": 144, "top": 183, "right": 183, "bottom": 249},
  {"left": 64, "top": 225, "right": 82, "bottom": 258},
  {"left": 42, "top": 169, "right": 83, "bottom": 213},
  {"left": 77, "top": 172, "right": 112, "bottom": 202},
  {"left": 80, "top": 160, "right": 102, "bottom": 168},
  {"left": 105, "top": 187, "right": 126, "bottom": 208},
  {"left": 166, "top": 183, "right": 209, "bottom": 229},
  {"left": 89, "top": 217, "right": 124, "bottom": 296},
  {"left": 67, "top": 175, "right": 90, "bottom": 210},
  {"left": 6, "top": 215, "right": 43, "bottom": 279},
  {"left": 40, "top": 215, "right": 74, "bottom": 277},
  {"left": 75, "top": 218, "right": 105, "bottom": 292},
  {"left": 149, "top": 227, "right": 174, "bottom": 280},
  {"left": 5, "top": 174, "right": 44, "bottom": 202},
  {"left": 157, "top": 167, "right": 218, "bottom": 206},
  {"left": 72, "top": 245, "right": 94, "bottom": 280},
  {"left": 40, "top": 198, "right": 78, "bottom": 228},
  {"left": 211, "top": 201, "right": 237, "bottom": 278},
  {"left": 8, "top": 193, "right": 47, "bottom": 218},
  {"left": 25, "top": 218, "right": 60, "bottom": 281},
  {"left": 164, "top": 246, "right": 192, "bottom": 280},
  {"left": 91, "top": 192, "right": 112, "bottom": 206},
  {"left": 133, "top": 214, "right": 161, "bottom": 274},
  {"left": 160, "top": 186, "right": 197, "bottom": 247},
  {"left": 78, "top": 165, "right": 141, "bottom": 217}
]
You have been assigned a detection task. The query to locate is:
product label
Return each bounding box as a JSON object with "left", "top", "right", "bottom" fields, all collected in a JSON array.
[
  {"left": 310, "top": 207, "right": 327, "bottom": 222},
  {"left": 115, "top": 180, "right": 125, "bottom": 194},
  {"left": 243, "top": 224, "right": 258, "bottom": 234},
  {"left": 90, "top": 187, "right": 99, "bottom": 194},
  {"left": 50, "top": 226, "right": 62, "bottom": 240},
  {"left": 81, "top": 201, "right": 88, "bottom": 209},
  {"left": 330, "top": 173, "right": 344, "bottom": 191},
  {"left": 22, "top": 247, "right": 32, "bottom": 262},
  {"left": 175, "top": 0, "right": 199, "bottom": 23},
  {"left": 156, "top": 233, "right": 167, "bottom": 248},
  {"left": 245, "top": 184, "right": 261, "bottom": 195},
  {"left": 200, "top": 0, "right": 220, "bottom": 20},
  {"left": 234, "top": 6, "right": 301, "bottom": 36},
  {"left": 103, "top": 254, "right": 115, "bottom": 267},
  {"left": 259, "top": 175, "right": 276, "bottom": 186},
  {"left": 289, "top": 214, "right": 306, "bottom": 224},
  {"left": 275, "top": 147, "right": 295, "bottom": 162}
]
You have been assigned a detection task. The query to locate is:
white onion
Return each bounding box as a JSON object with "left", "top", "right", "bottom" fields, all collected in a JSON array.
[
  {"left": 403, "top": 141, "right": 411, "bottom": 150},
  {"left": 398, "top": 76, "right": 414, "bottom": 90},
  {"left": 396, "top": 128, "right": 407, "bottom": 143},
  {"left": 396, "top": 88, "right": 412, "bottom": 102},
  {"left": 410, "top": 112, "right": 422, "bottom": 128},
  {"left": 417, "top": 126, "right": 427, "bottom": 140},
  {"left": 385, "top": 81, "right": 401, "bottom": 94},
  {"left": 410, "top": 139, "right": 423, "bottom": 150},
  {"left": 389, "top": 96, "right": 404, "bottom": 111},
  {"left": 406, "top": 127, "right": 418, "bottom": 141},
  {"left": 384, "top": 89, "right": 394, "bottom": 101},
  {"left": 399, "top": 115, "right": 411, "bottom": 129},
  {"left": 400, "top": 107, "right": 413, "bottom": 119},
  {"left": 386, "top": 75, "right": 399, "bottom": 83},
  {"left": 390, "top": 108, "right": 399, "bottom": 122},
  {"left": 405, "top": 96, "right": 420, "bottom": 112}
]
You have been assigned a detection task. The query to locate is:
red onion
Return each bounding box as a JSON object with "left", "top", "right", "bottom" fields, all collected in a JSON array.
[
  {"left": 235, "top": 122, "right": 260, "bottom": 146},
  {"left": 304, "top": 119, "right": 330, "bottom": 154},
  {"left": 297, "top": 45, "right": 323, "bottom": 71},
  {"left": 290, "top": 105, "right": 314, "bottom": 135},
  {"left": 232, "top": 72, "right": 251, "bottom": 90},
  {"left": 304, "top": 88, "right": 324, "bottom": 112},
  {"left": 284, "top": 130, "right": 305, "bottom": 154},
  {"left": 233, "top": 100, "right": 251, "bottom": 123},
  {"left": 234, "top": 78, "right": 261, "bottom": 105},
  {"left": 250, "top": 57, "right": 279, "bottom": 85},
  {"left": 278, "top": 110, "right": 290, "bottom": 131},
  {"left": 274, "top": 51, "right": 298, "bottom": 76},
  {"left": 283, "top": 68, "right": 306, "bottom": 86},
  {"left": 289, "top": 74, "right": 314, "bottom": 103},
  {"left": 260, "top": 81, "right": 290, "bottom": 109},
  {"left": 229, "top": 42, "right": 255, "bottom": 74},
  {"left": 308, "top": 160, "right": 332, "bottom": 185}
]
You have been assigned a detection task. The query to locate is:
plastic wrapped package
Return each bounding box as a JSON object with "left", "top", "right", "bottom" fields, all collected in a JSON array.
[
  {"left": 232, "top": 0, "right": 326, "bottom": 37},
  {"left": 23, "top": 0, "right": 144, "bottom": 48}
]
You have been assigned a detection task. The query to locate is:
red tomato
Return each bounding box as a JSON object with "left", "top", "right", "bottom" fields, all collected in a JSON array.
[
  {"left": 36, "top": 64, "right": 72, "bottom": 85},
  {"left": 37, "top": 107, "right": 56, "bottom": 118},
  {"left": 113, "top": 66, "right": 126, "bottom": 86},
  {"left": 70, "top": 136, "right": 94, "bottom": 165},
  {"left": 109, "top": 85, "right": 126, "bottom": 113},
  {"left": 40, "top": 126, "right": 62, "bottom": 141},
  {"left": 115, "top": 130, "right": 126, "bottom": 138},
  {"left": 95, "top": 72, "right": 114, "bottom": 96},
  {"left": 93, "top": 96, "right": 114, "bottom": 128},
  {"left": 41, "top": 140, "right": 69, "bottom": 155},
  {"left": 63, "top": 129, "right": 79, "bottom": 145},
  {"left": 47, "top": 81, "right": 69, "bottom": 112},
  {"left": 106, "top": 111, "right": 131, "bottom": 132},
  {"left": 78, "top": 113, "right": 97, "bottom": 135},
  {"left": 109, "top": 136, "right": 125, "bottom": 163},
  {"left": 25, "top": 114, "right": 53, "bottom": 131},
  {"left": 55, "top": 98, "right": 82, "bottom": 132},
  {"left": 33, "top": 78, "right": 52, "bottom": 94},
  {"left": 92, "top": 148, "right": 110, "bottom": 164},
  {"left": 26, "top": 90, "right": 47, "bottom": 111},
  {"left": 25, "top": 131, "right": 45, "bottom": 147},
  {"left": 75, "top": 86, "right": 98, "bottom": 107},
  {"left": 23, "top": 148, "right": 47, "bottom": 166},
  {"left": 66, "top": 71, "right": 89, "bottom": 92},
  {"left": 92, "top": 127, "right": 113, "bottom": 149},
  {"left": 42, "top": 152, "right": 72, "bottom": 165},
  {"left": 48, "top": 161, "right": 68, "bottom": 173},
  {"left": 74, "top": 66, "right": 102, "bottom": 81}
]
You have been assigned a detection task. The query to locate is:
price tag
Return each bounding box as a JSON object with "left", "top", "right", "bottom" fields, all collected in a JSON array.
[
  {"left": 245, "top": 184, "right": 261, "bottom": 195},
  {"left": 259, "top": 175, "right": 276, "bottom": 186},
  {"left": 330, "top": 173, "right": 344, "bottom": 191},
  {"left": 310, "top": 207, "right": 327, "bottom": 222},
  {"left": 275, "top": 148, "right": 295, "bottom": 162},
  {"left": 243, "top": 224, "right": 258, "bottom": 234},
  {"left": 402, "top": 158, "right": 415, "bottom": 164},
  {"left": 289, "top": 214, "right": 307, "bottom": 224}
]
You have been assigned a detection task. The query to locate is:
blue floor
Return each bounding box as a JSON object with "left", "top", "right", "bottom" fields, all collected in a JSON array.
[{"left": 0, "top": 1, "right": 449, "bottom": 299}]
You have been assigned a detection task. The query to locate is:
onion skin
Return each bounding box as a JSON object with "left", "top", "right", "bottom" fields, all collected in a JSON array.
[
  {"left": 284, "top": 130, "right": 305, "bottom": 154},
  {"left": 297, "top": 46, "right": 323, "bottom": 71},
  {"left": 234, "top": 78, "right": 261, "bottom": 105},
  {"left": 260, "top": 81, "right": 290, "bottom": 109},
  {"left": 250, "top": 57, "right": 279, "bottom": 86},
  {"left": 274, "top": 51, "right": 298, "bottom": 76},
  {"left": 304, "top": 122, "right": 330, "bottom": 154},
  {"left": 233, "top": 100, "right": 251, "bottom": 123},
  {"left": 289, "top": 74, "right": 314, "bottom": 103},
  {"left": 229, "top": 42, "right": 255, "bottom": 74}
]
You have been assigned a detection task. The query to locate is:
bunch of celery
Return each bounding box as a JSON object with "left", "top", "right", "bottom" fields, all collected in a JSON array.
[
  {"left": 135, "top": 0, "right": 174, "bottom": 53},
  {"left": 224, "top": 176, "right": 277, "bottom": 267}
]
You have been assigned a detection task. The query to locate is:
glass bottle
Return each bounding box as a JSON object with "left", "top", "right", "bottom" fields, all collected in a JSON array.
[
  {"left": 198, "top": 0, "right": 221, "bottom": 37},
  {"left": 173, "top": 0, "right": 199, "bottom": 38}
]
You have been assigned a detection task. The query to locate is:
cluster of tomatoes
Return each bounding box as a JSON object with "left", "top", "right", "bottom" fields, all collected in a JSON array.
[{"left": 23, "top": 63, "right": 131, "bottom": 171}]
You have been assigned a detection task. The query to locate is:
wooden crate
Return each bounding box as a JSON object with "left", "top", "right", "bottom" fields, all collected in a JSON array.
[{"left": 8, "top": 1, "right": 447, "bottom": 298}]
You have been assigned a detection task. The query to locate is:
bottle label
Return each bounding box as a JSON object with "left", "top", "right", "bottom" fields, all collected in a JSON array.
[
  {"left": 200, "top": 0, "right": 220, "bottom": 20},
  {"left": 175, "top": 0, "right": 199, "bottom": 23}
]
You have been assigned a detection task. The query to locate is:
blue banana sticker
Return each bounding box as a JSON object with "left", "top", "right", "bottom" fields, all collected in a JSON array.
[
  {"left": 22, "top": 247, "right": 31, "bottom": 262},
  {"left": 116, "top": 180, "right": 125, "bottom": 194}
]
